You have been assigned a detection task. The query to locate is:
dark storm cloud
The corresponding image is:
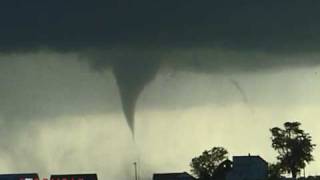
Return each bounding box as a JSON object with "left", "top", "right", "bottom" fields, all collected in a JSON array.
[
  {"left": 2, "top": 1, "right": 320, "bottom": 133},
  {"left": 1, "top": 1, "right": 320, "bottom": 52}
]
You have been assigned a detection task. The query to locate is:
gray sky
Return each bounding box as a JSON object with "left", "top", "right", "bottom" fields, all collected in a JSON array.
[{"left": 1, "top": 1, "right": 320, "bottom": 179}]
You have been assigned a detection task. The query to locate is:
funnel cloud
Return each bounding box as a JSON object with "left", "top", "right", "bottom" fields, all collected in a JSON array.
[{"left": 112, "top": 59, "right": 160, "bottom": 133}]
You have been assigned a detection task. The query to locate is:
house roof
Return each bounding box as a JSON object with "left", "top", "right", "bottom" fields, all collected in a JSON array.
[
  {"left": 233, "top": 155, "right": 268, "bottom": 165},
  {"left": 153, "top": 172, "right": 196, "bottom": 180},
  {"left": 50, "top": 174, "right": 98, "bottom": 180},
  {"left": 0, "top": 173, "right": 39, "bottom": 180}
]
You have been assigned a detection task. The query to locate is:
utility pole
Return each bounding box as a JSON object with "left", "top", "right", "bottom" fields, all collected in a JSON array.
[{"left": 133, "top": 162, "right": 138, "bottom": 180}]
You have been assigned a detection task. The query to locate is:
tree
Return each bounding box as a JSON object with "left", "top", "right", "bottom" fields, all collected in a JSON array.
[
  {"left": 212, "top": 159, "right": 232, "bottom": 180},
  {"left": 270, "top": 122, "right": 316, "bottom": 179},
  {"left": 267, "top": 163, "right": 283, "bottom": 180},
  {"left": 190, "top": 147, "right": 229, "bottom": 180}
]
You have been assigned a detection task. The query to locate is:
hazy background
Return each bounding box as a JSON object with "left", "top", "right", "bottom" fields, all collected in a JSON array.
[{"left": 0, "top": 52, "right": 320, "bottom": 179}]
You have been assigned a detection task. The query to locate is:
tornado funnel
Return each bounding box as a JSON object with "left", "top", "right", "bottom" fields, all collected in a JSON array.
[{"left": 112, "top": 59, "right": 159, "bottom": 134}]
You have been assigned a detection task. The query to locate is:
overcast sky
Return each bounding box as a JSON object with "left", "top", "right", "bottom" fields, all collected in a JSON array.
[{"left": 1, "top": 1, "right": 320, "bottom": 180}]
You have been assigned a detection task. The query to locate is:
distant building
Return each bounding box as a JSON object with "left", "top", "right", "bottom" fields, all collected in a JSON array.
[
  {"left": 153, "top": 172, "right": 196, "bottom": 180},
  {"left": 50, "top": 174, "right": 98, "bottom": 180},
  {"left": 226, "top": 155, "right": 268, "bottom": 180},
  {"left": 0, "top": 173, "right": 39, "bottom": 180}
]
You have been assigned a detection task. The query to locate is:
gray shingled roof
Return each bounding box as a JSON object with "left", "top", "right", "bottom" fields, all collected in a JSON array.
[
  {"left": 153, "top": 172, "right": 196, "bottom": 180},
  {"left": 50, "top": 174, "right": 98, "bottom": 180},
  {"left": 0, "top": 173, "right": 39, "bottom": 180}
]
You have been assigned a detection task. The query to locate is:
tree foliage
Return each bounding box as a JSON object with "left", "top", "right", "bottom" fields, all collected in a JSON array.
[
  {"left": 190, "top": 147, "right": 228, "bottom": 180},
  {"left": 267, "top": 163, "right": 283, "bottom": 180},
  {"left": 270, "top": 122, "right": 315, "bottom": 179}
]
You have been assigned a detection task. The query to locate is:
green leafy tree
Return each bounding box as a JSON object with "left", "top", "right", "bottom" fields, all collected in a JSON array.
[
  {"left": 190, "top": 147, "right": 228, "bottom": 180},
  {"left": 270, "top": 122, "right": 316, "bottom": 179}
]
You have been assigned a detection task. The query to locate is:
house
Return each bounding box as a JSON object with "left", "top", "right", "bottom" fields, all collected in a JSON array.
[
  {"left": 153, "top": 172, "right": 196, "bottom": 180},
  {"left": 50, "top": 174, "right": 98, "bottom": 180},
  {"left": 0, "top": 173, "right": 39, "bottom": 180},
  {"left": 226, "top": 155, "right": 268, "bottom": 180}
]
